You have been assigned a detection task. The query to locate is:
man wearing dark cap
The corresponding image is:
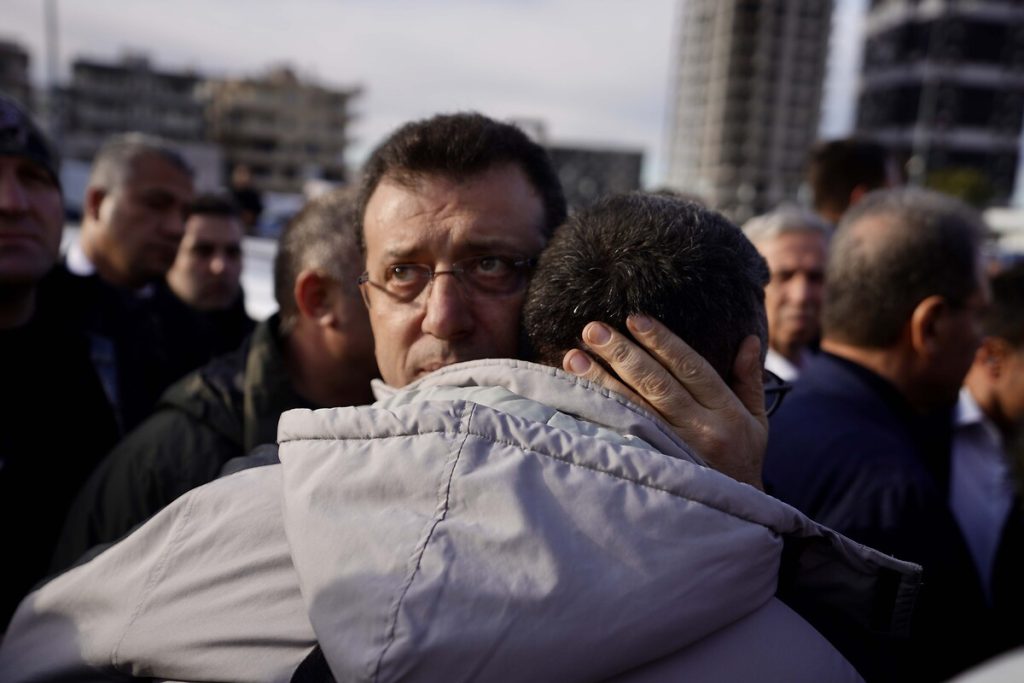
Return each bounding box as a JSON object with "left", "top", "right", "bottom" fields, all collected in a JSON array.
[
  {"left": 0, "top": 95, "right": 119, "bottom": 628},
  {"left": 0, "top": 94, "right": 63, "bottom": 328}
]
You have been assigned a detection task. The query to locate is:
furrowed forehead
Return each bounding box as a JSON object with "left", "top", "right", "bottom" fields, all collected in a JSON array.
[{"left": 364, "top": 167, "right": 546, "bottom": 261}]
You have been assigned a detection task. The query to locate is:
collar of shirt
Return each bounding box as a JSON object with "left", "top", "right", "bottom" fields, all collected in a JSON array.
[
  {"left": 64, "top": 239, "right": 155, "bottom": 300},
  {"left": 65, "top": 239, "right": 96, "bottom": 277},
  {"left": 951, "top": 386, "right": 1014, "bottom": 601},
  {"left": 765, "top": 348, "right": 801, "bottom": 382},
  {"left": 956, "top": 387, "right": 1004, "bottom": 450}
]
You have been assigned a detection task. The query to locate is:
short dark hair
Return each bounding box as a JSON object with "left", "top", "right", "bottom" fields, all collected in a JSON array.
[
  {"left": 523, "top": 193, "right": 768, "bottom": 382},
  {"left": 808, "top": 139, "right": 889, "bottom": 218},
  {"left": 982, "top": 263, "right": 1024, "bottom": 347},
  {"left": 274, "top": 188, "right": 362, "bottom": 333},
  {"left": 88, "top": 132, "right": 193, "bottom": 191},
  {"left": 355, "top": 112, "right": 566, "bottom": 252},
  {"left": 187, "top": 192, "right": 240, "bottom": 220},
  {"left": 823, "top": 188, "right": 985, "bottom": 347}
]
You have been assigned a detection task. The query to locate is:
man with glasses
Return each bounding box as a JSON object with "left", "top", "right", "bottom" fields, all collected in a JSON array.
[
  {"left": 352, "top": 112, "right": 770, "bottom": 487},
  {"left": 4, "top": 189, "right": 914, "bottom": 681}
]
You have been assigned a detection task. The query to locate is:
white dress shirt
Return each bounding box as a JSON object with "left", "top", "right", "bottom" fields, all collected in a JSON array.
[
  {"left": 65, "top": 239, "right": 155, "bottom": 298},
  {"left": 951, "top": 387, "right": 1015, "bottom": 602},
  {"left": 65, "top": 239, "right": 96, "bottom": 277},
  {"left": 765, "top": 347, "right": 805, "bottom": 382}
]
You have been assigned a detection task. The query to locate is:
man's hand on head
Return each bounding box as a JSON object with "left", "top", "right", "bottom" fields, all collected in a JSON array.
[{"left": 562, "top": 315, "right": 768, "bottom": 489}]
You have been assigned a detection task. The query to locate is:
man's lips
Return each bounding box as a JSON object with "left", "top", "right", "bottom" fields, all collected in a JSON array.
[
  {"left": 415, "top": 362, "right": 446, "bottom": 377},
  {"left": 0, "top": 231, "right": 42, "bottom": 246},
  {"left": 413, "top": 357, "right": 466, "bottom": 378}
]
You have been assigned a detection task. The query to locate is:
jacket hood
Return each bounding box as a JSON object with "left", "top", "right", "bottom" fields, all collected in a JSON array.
[{"left": 278, "top": 359, "right": 918, "bottom": 682}]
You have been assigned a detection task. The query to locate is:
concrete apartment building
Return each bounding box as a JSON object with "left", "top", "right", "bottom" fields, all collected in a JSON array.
[
  {"left": 856, "top": 0, "right": 1024, "bottom": 207},
  {"left": 201, "top": 67, "right": 359, "bottom": 194},
  {"left": 64, "top": 54, "right": 206, "bottom": 159},
  {"left": 61, "top": 54, "right": 221, "bottom": 190},
  {"left": 665, "top": 0, "right": 833, "bottom": 222}
]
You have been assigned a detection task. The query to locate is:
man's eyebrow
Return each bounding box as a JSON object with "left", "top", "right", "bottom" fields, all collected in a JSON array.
[
  {"left": 137, "top": 188, "right": 177, "bottom": 202},
  {"left": 380, "top": 245, "right": 421, "bottom": 260},
  {"left": 458, "top": 237, "right": 534, "bottom": 253}
]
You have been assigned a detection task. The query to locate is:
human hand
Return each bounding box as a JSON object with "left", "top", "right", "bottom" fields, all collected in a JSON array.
[{"left": 562, "top": 315, "right": 768, "bottom": 489}]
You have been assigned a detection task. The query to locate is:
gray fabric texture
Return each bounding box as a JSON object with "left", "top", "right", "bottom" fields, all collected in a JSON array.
[{"left": 0, "top": 359, "right": 912, "bottom": 682}]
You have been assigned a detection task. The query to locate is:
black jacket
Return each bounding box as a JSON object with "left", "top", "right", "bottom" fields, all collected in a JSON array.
[
  {"left": 51, "top": 315, "right": 311, "bottom": 572},
  {"left": 0, "top": 273, "right": 119, "bottom": 629},
  {"left": 765, "top": 352, "right": 997, "bottom": 682}
]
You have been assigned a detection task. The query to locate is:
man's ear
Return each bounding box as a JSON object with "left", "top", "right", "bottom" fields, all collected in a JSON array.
[
  {"left": 909, "top": 295, "right": 948, "bottom": 358},
  {"left": 293, "top": 270, "right": 337, "bottom": 327},
  {"left": 848, "top": 184, "right": 870, "bottom": 209},
  {"left": 84, "top": 186, "right": 106, "bottom": 223}
]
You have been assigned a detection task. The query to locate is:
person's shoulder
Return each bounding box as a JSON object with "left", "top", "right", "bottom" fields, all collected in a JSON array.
[
  {"left": 162, "top": 343, "right": 249, "bottom": 423},
  {"left": 768, "top": 355, "right": 917, "bottom": 462}
]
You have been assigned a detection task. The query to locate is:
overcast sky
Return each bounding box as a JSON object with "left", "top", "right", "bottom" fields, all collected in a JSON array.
[{"left": 5, "top": 0, "right": 866, "bottom": 187}]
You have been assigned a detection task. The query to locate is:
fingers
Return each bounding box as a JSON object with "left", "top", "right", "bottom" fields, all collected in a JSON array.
[
  {"left": 561, "top": 349, "right": 655, "bottom": 413},
  {"left": 623, "top": 315, "right": 728, "bottom": 411},
  {"left": 580, "top": 319, "right": 698, "bottom": 421},
  {"left": 562, "top": 317, "right": 769, "bottom": 489}
]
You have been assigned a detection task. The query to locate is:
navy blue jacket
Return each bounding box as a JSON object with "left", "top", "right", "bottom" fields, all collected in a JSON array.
[{"left": 765, "top": 352, "right": 996, "bottom": 682}]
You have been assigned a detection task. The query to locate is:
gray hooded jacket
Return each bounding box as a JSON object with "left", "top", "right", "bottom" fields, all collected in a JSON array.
[{"left": 0, "top": 360, "right": 917, "bottom": 682}]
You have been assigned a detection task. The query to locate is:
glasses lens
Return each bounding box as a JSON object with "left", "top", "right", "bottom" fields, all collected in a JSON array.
[
  {"left": 384, "top": 264, "right": 432, "bottom": 300},
  {"left": 462, "top": 256, "right": 526, "bottom": 295}
]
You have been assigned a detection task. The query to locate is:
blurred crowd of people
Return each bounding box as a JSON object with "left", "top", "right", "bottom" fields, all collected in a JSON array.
[{"left": 2, "top": 91, "right": 1024, "bottom": 682}]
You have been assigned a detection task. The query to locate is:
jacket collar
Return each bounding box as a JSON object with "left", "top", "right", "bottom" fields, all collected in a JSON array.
[{"left": 375, "top": 358, "right": 704, "bottom": 465}]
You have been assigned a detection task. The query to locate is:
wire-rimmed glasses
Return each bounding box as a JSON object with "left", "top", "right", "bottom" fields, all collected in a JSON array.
[{"left": 357, "top": 255, "right": 536, "bottom": 304}]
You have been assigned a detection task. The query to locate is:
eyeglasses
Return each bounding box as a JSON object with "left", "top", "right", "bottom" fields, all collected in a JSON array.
[
  {"left": 764, "top": 369, "right": 793, "bottom": 418},
  {"left": 358, "top": 255, "right": 537, "bottom": 303}
]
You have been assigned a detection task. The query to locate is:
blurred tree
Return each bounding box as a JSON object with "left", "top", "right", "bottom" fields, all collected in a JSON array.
[{"left": 926, "top": 167, "right": 995, "bottom": 208}]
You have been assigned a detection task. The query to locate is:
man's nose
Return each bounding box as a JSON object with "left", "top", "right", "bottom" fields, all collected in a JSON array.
[
  {"left": 209, "top": 255, "right": 226, "bottom": 275},
  {"left": 0, "top": 171, "right": 29, "bottom": 214},
  {"left": 788, "top": 274, "right": 816, "bottom": 303},
  {"left": 421, "top": 272, "right": 474, "bottom": 340},
  {"left": 161, "top": 203, "right": 187, "bottom": 240}
]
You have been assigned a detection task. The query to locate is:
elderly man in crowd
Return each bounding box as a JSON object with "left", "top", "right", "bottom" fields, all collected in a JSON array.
[{"left": 743, "top": 204, "right": 830, "bottom": 380}]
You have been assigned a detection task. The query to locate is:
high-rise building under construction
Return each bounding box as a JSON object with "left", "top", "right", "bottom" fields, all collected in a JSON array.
[
  {"left": 665, "top": 0, "right": 834, "bottom": 222},
  {"left": 856, "top": 0, "right": 1024, "bottom": 206}
]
